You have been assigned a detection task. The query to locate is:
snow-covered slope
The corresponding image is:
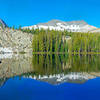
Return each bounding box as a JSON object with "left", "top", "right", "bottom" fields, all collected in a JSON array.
[{"left": 23, "top": 20, "right": 97, "bottom": 32}]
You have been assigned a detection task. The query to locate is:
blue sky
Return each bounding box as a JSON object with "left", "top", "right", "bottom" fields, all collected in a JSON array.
[{"left": 0, "top": 0, "right": 100, "bottom": 27}]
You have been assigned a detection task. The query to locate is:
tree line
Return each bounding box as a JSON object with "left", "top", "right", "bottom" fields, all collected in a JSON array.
[
  {"left": 70, "top": 33, "right": 100, "bottom": 53},
  {"left": 21, "top": 28, "right": 100, "bottom": 53},
  {"left": 32, "top": 29, "right": 69, "bottom": 53}
]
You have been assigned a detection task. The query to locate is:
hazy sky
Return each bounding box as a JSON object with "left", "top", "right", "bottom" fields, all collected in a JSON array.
[{"left": 0, "top": 0, "right": 100, "bottom": 27}]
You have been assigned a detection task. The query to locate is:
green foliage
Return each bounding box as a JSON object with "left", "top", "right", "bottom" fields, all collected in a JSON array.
[
  {"left": 12, "top": 25, "right": 15, "bottom": 30},
  {"left": 18, "top": 25, "right": 22, "bottom": 30},
  {"left": 70, "top": 33, "right": 100, "bottom": 53},
  {"left": 32, "top": 29, "right": 69, "bottom": 53},
  {"left": 21, "top": 28, "right": 40, "bottom": 34},
  {"left": 22, "top": 28, "right": 100, "bottom": 53},
  {"left": 0, "top": 23, "right": 3, "bottom": 28}
]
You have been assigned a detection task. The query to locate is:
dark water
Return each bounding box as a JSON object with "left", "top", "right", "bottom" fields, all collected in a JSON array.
[{"left": 0, "top": 54, "right": 100, "bottom": 100}]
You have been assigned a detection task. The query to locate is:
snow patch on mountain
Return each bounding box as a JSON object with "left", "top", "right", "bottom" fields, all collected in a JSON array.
[{"left": 23, "top": 20, "right": 97, "bottom": 32}]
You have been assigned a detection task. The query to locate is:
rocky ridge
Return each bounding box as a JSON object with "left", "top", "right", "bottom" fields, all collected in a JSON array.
[
  {"left": 0, "top": 19, "right": 7, "bottom": 28},
  {"left": 0, "top": 28, "right": 33, "bottom": 53}
]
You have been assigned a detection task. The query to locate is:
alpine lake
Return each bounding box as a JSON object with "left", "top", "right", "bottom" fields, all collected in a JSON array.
[{"left": 0, "top": 53, "right": 100, "bottom": 100}]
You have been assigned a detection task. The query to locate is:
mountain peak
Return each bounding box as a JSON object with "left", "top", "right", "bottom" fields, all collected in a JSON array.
[
  {"left": 66, "top": 20, "right": 88, "bottom": 25},
  {"left": 23, "top": 19, "right": 97, "bottom": 32},
  {"left": 38, "top": 19, "right": 66, "bottom": 26},
  {"left": 48, "top": 19, "right": 64, "bottom": 23}
]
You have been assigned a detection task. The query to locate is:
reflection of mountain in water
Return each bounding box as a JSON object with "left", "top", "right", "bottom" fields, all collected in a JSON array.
[
  {"left": 23, "top": 72, "right": 96, "bottom": 85},
  {"left": 29, "top": 54, "right": 100, "bottom": 84},
  {"left": 0, "top": 54, "right": 100, "bottom": 86}
]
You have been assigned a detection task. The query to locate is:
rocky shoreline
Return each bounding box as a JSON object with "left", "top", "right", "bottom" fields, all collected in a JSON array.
[{"left": 0, "top": 28, "right": 33, "bottom": 53}]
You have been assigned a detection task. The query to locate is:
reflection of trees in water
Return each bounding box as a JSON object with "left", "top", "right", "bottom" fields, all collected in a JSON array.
[
  {"left": 70, "top": 55, "right": 100, "bottom": 72},
  {"left": 32, "top": 54, "right": 100, "bottom": 76},
  {"left": 32, "top": 54, "right": 69, "bottom": 75}
]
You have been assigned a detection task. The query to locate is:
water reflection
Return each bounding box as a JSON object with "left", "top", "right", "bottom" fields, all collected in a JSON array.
[
  {"left": 32, "top": 54, "right": 100, "bottom": 74},
  {"left": 0, "top": 53, "right": 13, "bottom": 59},
  {"left": 0, "top": 54, "right": 100, "bottom": 86},
  {"left": 30, "top": 54, "right": 100, "bottom": 84},
  {"left": 0, "top": 54, "right": 100, "bottom": 100},
  {"left": 0, "top": 54, "right": 33, "bottom": 87},
  {"left": 1, "top": 77, "right": 100, "bottom": 100}
]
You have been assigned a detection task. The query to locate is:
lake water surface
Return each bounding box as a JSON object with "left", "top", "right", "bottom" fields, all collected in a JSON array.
[{"left": 0, "top": 54, "right": 100, "bottom": 100}]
